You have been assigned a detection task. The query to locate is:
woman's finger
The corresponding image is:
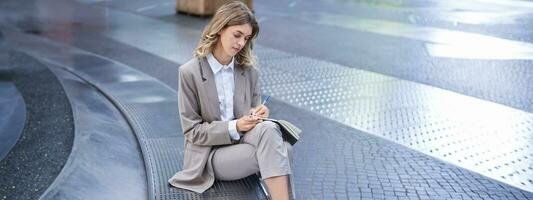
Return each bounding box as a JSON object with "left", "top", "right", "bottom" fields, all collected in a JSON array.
[
  {"left": 257, "top": 107, "right": 268, "bottom": 117},
  {"left": 253, "top": 106, "right": 265, "bottom": 116},
  {"left": 246, "top": 115, "right": 261, "bottom": 122},
  {"left": 249, "top": 108, "right": 256, "bottom": 115}
]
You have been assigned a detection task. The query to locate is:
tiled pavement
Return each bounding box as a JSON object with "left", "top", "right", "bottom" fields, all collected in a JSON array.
[{"left": 269, "top": 97, "right": 533, "bottom": 199}]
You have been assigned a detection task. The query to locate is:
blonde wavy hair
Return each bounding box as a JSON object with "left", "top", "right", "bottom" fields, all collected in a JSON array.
[{"left": 194, "top": 1, "right": 259, "bottom": 68}]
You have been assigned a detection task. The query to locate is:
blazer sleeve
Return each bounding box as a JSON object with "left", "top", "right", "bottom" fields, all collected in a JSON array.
[{"left": 177, "top": 67, "right": 232, "bottom": 146}]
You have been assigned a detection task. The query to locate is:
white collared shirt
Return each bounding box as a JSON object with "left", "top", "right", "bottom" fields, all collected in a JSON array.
[{"left": 207, "top": 53, "right": 241, "bottom": 140}]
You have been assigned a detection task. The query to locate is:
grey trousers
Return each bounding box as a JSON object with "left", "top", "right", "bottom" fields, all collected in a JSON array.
[{"left": 212, "top": 121, "right": 293, "bottom": 181}]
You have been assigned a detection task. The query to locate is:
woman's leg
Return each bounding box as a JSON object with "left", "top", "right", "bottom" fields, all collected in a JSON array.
[
  {"left": 264, "top": 175, "right": 290, "bottom": 200},
  {"left": 242, "top": 121, "right": 292, "bottom": 200},
  {"left": 212, "top": 121, "right": 293, "bottom": 199},
  {"left": 264, "top": 142, "right": 294, "bottom": 200},
  {"left": 212, "top": 143, "right": 258, "bottom": 181}
]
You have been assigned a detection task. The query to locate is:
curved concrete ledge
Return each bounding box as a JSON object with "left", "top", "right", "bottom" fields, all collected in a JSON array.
[
  {"left": 0, "top": 42, "right": 25, "bottom": 161},
  {"left": 0, "top": 78, "right": 26, "bottom": 161},
  {"left": 0, "top": 49, "right": 75, "bottom": 200},
  {"left": 36, "top": 59, "right": 147, "bottom": 200}
]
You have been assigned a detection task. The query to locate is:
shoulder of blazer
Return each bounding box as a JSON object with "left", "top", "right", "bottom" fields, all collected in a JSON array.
[
  {"left": 178, "top": 57, "right": 200, "bottom": 74},
  {"left": 179, "top": 57, "right": 208, "bottom": 84},
  {"left": 247, "top": 66, "right": 259, "bottom": 81}
]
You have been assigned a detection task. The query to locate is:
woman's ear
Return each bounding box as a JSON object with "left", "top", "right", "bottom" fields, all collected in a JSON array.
[{"left": 217, "top": 27, "right": 226, "bottom": 36}]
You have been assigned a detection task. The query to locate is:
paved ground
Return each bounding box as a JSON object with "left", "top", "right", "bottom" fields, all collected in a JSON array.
[
  {"left": 100, "top": 0, "right": 533, "bottom": 113},
  {"left": 0, "top": 50, "right": 74, "bottom": 200},
  {"left": 1, "top": 0, "right": 533, "bottom": 199}
]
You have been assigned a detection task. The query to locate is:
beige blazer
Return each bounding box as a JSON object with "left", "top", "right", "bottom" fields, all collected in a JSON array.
[{"left": 168, "top": 57, "right": 261, "bottom": 193}]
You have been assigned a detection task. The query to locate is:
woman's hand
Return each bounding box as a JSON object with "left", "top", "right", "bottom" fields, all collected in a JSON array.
[
  {"left": 250, "top": 105, "right": 269, "bottom": 118},
  {"left": 236, "top": 115, "right": 262, "bottom": 132}
]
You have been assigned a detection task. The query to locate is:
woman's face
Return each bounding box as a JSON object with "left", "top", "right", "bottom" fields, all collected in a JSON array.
[{"left": 217, "top": 23, "right": 253, "bottom": 57}]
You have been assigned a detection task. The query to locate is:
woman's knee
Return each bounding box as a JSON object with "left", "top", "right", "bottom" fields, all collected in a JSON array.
[
  {"left": 257, "top": 121, "right": 282, "bottom": 139},
  {"left": 257, "top": 121, "right": 280, "bottom": 133},
  {"left": 258, "top": 121, "right": 278, "bottom": 128}
]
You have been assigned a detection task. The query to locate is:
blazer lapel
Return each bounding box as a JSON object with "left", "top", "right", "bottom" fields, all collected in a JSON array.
[
  {"left": 233, "top": 65, "right": 247, "bottom": 118},
  {"left": 199, "top": 57, "right": 221, "bottom": 120}
]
